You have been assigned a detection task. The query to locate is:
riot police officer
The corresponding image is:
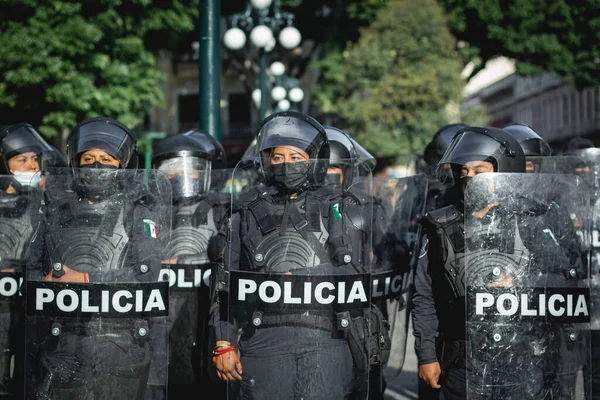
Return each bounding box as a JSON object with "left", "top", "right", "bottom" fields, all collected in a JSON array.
[
  {"left": 210, "top": 112, "right": 373, "bottom": 399},
  {"left": 0, "top": 123, "right": 51, "bottom": 398},
  {"left": 25, "top": 116, "right": 170, "bottom": 399},
  {"left": 414, "top": 126, "right": 590, "bottom": 399},
  {"left": 420, "top": 124, "right": 468, "bottom": 212},
  {"left": 151, "top": 131, "right": 229, "bottom": 397},
  {"left": 558, "top": 137, "right": 600, "bottom": 399},
  {"left": 413, "top": 127, "right": 526, "bottom": 399},
  {"left": 502, "top": 123, "right": 552, "bottom": 172}
]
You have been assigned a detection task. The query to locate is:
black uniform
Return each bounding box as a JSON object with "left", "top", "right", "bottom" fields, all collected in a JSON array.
[
  {"left": 210, "top": 112, "right": 374, "bottom": 400},
  {"left": 0, "top": 123, "right": 53, "bottom": 399},
  {"left": 412, "top": 127, "right": 527, "bottom": 399},
  {"left": 152, "top": 131, "right": 229, "bottom": 397},
  {"left": 24, "top": 117, "right": 168, "bottom": 400}
]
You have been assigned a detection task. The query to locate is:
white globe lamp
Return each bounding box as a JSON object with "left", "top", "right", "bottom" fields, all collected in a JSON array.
[
  {"left": 271, "top": 86, "right": 287, "bottom": 102},
  {"left": 249, "top": 25, "right": 274, "bottom": 48},
  {"left": 288, "top": 87, "right": 304, "bottom": 103},
  {"left": 252, "top": 89, "right": 261, "bottom": 107},
  {"left": 250, "top": 0, "right": 272, "bottom": 10},
  {"left": 270, "top": 61, "right": 286, "bottom": 77},
  {"left": 277, "top": 99, "right": 291, "bottom": 111},
  {"left": 278, "top": 26, "right": 301, "bottom": 49},
  {"left": 223, "top": 27, "right": 247, "bottom": 50},
  {"left": 264, "top": 37, "right": 276, "bottom": 52}
]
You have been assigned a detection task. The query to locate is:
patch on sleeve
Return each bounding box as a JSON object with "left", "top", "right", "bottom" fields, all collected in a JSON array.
[
  {"left": 418, "top": 237, "right": 429, "bottom": 259},
  {"left": 143, "top": 219, "right": 159, "bottom": 239},
  {"left": 332, "top": 203, "right": 342, "bottom": 220}
]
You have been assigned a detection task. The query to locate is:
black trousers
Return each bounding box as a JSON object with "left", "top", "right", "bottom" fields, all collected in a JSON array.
[
  {"left": 235, "top": 326, "right": 354, "bottom": 400},
  {"left": 31, "top": 333, "right": 151, "bottom": 400}
]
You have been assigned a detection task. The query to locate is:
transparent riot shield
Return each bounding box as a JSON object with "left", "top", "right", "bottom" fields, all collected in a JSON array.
[
  {"left": 0, "top": 175, "right": 42, "bottom": 398},
  {"left": 464, "top": 172, "right": 591, "bottom": 399},
  {"left": 157, "top": 168, "right": 233, "bottom": 393},
  {"left": 25, "top": 168, "right": 171, "bottom": 400},
  {"left": 370, "top": 174, "right": 428, "bottom": 384},
  {"left": 217, "top": 159, "right": 373, "bottom": 399}
]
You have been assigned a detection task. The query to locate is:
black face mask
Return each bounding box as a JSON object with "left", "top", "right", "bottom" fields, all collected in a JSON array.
[
  {"left": 169, "top": 175, "right": 202, "bottom": 200},
  {"left": 73, "top": 162, "right": 119, "bottom": 201},
  {"left": 325, "top": 173, "right": 342, "bottom": 188},
  {"left": 266, "top": 162, "right": 309, "bottom": 193}
]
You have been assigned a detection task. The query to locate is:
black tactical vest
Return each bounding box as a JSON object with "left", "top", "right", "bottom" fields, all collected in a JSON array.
[
  {"left": 166, "top": 199, "right": 219, "bottom": 264},
  {"left": 239, "top": 192, "right": 330, "bottom": 273},
  {"left": 45, "top": 196, "right": 132, "bottom": 274},
  {"left": 0, "top": 193, "right": 37, "bottom": 268}
]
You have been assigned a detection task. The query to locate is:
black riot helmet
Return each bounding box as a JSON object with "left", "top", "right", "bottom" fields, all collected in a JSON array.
[
  {"left": 561, "top": 136, "right": 599, "bottom": 158},
  {"left": 423, "top": 123, "right": 469, "bottom": 167},
  {"left": 67, "top": 116, "right": 139, "bottom": 169},
  {"left": 559, "top": 137, "right": 600, "bottom": 184},
  {"left": 256, "top": 111, "right": 329, "bottom": 193},
  {"left": 0, "top": 123, "right": 52, "bottom": 190},
  {"left": 349, "top": 136, "right": 376, "bottom": 178},
  {"left": 182, "top": 128, "right": 227, "bottom": 169},
  {"left": 67, "top": 117, "right": 138, "bottom": 201},
  {"left": 324, "top": 126, "right": 358, "bottom": 189},
  {"left": 0, "top": 123, "right": 52, "bottom": 174},
  {"left": 502, "top": 123, "right": 552, "bottom": 157},
  {"left": 152, "top": 134, "right": 212, "bottom": 199},
  {"left": 438, "top": 126, "right": 526, "bottom": 182}
]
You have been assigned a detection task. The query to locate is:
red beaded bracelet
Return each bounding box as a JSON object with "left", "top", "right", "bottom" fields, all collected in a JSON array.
[
  {"left": 213, "top": 345, "right": 235, "bottom": 356},
  {"left": 212, "top": 345, "right": 236, "bottom": 364}
]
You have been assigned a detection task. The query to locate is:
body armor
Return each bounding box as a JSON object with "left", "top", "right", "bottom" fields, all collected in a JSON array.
[
  {"left": 0, "top": 193, "right": 37, "bottom": 266},
  {"left": 0, "top": 192, "right": 37, "bottom": 396},
  {"left": 45, "top": 196, "right": 131, "bottom": 274}
]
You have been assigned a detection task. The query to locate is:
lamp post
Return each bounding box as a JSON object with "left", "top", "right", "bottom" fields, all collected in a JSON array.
[
  {"left": 199, "top": 0, "right": 221, "bottom": 142},
  {"left": 223, "top": 0, "right": 302, "bottom": 121}
]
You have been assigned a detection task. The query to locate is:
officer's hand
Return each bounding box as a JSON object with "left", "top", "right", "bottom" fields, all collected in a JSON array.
[
  {"left": 43, "top": 265, "right": 87, "bottom": 283},
  {"left": 215, "top": 350, "right": 243, "bottom": 381},
  {"left": 162, "top": 258, "right": 177, "bottom": 265},
  {"left": 418, "top": 362, "right": 441, "bottom": 389}
]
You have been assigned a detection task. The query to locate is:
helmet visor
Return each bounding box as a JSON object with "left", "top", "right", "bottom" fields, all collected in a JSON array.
[
  {"left": 2, "top": 125, "right": 50, "bottom": 160},
  {"left": 68, "top": 120, "right": 134, "bottom": 167},
  {"left": 157, "top": 156, "right": 210, "bottom": 198},
  {"left": 438, "top": 131, "right": 503, "bottom": 170},
  {"left": 257, "top": 117, "right": 324, "bottom": 157}
]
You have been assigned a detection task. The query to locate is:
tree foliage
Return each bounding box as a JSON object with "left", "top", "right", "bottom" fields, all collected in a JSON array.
[
  {"left": 316, "top": 0, "right": 464, "bottom": 160},
  {"left": 439, "top": 0, "right": 600, "bottom": 88},
  {"left": 0, "top": 0, "right": 199, "bottom": 139}
]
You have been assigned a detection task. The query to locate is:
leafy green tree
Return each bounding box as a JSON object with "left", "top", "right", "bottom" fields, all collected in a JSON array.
[
  {"left": 316, "top": 0, "right": 464, "bottom": 160},
  {"left": 439, "top": 0, "right": 600, "bottom": 88},
  {"left": 0, "top": 0, "right": 199, "bottom": 141}
]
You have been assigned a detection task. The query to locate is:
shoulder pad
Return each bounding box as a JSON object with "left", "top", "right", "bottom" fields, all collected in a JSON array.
[{"left": 422, "top": 204, "right": 461, "bottom": 227}]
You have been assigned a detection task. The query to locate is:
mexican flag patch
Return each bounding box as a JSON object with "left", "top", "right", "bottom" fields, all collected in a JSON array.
[
  {"left": 332, "top": 203, "right": 342, "bottom": 220},
  {"left": 143, "top": 219, "right": 159, "bottom": 239}
]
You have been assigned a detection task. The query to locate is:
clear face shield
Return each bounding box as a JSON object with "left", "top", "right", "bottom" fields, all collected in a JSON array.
[{"left": 157, "top": 156, "right": 211, "bottom": 198}]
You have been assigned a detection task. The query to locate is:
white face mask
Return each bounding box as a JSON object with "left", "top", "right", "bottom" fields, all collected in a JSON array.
[{"left": 10, "top": 170, "right": 42, "bottom": 187}]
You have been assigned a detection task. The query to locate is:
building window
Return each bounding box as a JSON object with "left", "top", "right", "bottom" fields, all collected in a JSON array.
[
  {"left": 228, "top": 93, "right": 252, "bottom": 138},
  {"left": 178, "top": 94, "right": 200, "bottom": 132}
]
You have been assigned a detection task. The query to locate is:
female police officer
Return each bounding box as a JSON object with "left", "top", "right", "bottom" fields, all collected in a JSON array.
[
  {"left": 210, "top": 112, "right": 373, "bottom": 399},
  {"left": 25, "top": 116, "right": 169, "bottom": 399},
  {"left": 0, "top": 123, "right": 53, "bottom": 398}
]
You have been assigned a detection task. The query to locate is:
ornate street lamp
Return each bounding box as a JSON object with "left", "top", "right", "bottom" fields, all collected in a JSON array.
[{"left": 223, "top": 1, "right": 302, "bottom": 121}]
